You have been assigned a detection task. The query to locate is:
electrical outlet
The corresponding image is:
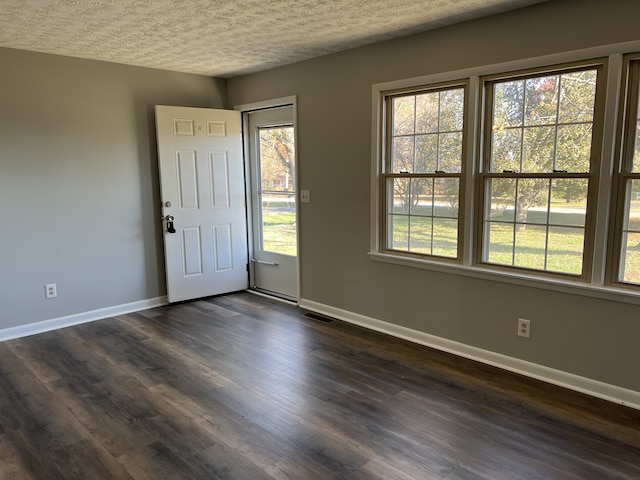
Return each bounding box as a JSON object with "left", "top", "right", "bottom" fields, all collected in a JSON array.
[
  {"left": 45, "top": 283, "right": 57, "bottom": 299},
  {"left": 517, "top": 318, "right": 530, "bottom": 338},
  {"left": 300, "top": 190, "right": 310, "bottom": 203}
]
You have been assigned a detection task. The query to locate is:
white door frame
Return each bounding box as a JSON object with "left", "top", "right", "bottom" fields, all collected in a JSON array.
[{"left": 235, "top": 96, "right": 300, "bottom": 302}]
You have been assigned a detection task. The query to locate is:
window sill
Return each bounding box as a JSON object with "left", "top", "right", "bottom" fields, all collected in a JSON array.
[{"left": 368, "top": 251, "right": 640, "bottom": 306}]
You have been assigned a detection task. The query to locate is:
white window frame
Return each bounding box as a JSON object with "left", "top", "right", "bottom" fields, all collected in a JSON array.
[
  {"left": 476, "top": 61, "right": 607, "bottom": 281},
  {"left": 370, "top": 41, "right": 640, "bottom": 306},
  {"left": 610, "top": 53, "right": 640, "bottom": 288},
  {"left": 380, "top": 81, "right": 469, "bottom": 262}
]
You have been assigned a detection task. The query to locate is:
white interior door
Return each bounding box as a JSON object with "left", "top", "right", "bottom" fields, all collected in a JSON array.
[
  {"left": 155, "top": 105, "right": 248, "bottom": 303},
  {"left": 247, "top": 105, "right": 298, "bottom": 299}
]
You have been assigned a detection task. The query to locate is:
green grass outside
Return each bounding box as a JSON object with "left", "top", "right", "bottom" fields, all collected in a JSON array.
[
  {"left": 262, "top": 206, "right": 297, "bottom": 256},
  {"left": 392, "top": 205, "right": 587, "bottom": 275},
  {"left": 259, "top": 200, "right": 640, "bottom": 283}
]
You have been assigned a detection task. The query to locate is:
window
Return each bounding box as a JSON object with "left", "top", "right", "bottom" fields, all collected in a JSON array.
[
  {"left": 613, "top": 55, "right": 640, "bottom": 286},
  {"left": 479, "top": 64, "right": 605, "bottom": 278},
  {"left": 382, "top": 83, "right": 467, "bottom": 260},
  {"left": 372, "top": 48, "right": 640, "bottom": 302}
]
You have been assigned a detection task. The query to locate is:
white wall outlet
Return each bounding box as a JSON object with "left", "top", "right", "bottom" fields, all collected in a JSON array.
[
  {"left": 517, "top": 318, "right": 530, "bottom": 338},
  {"left": 300, "top": 189, "right": 310, "bottom": 203},
  {"left": 45, "top": 283, "right": 57, "bottom": 299}
]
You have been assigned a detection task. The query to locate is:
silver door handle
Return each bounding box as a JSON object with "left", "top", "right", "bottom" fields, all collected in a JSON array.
[
  {"left": 164, "top": 215, "right": 176, "bottom": 234},
  {"left": 251, "top": 258, "right": 279, "bottom": 266}
]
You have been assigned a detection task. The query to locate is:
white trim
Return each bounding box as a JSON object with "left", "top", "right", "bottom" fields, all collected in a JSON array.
[
  {"left": 299, "top": 298, "right": 640, "bottom": 411},
  {"left": 370, "top": 84, "right": 382, "bottom": 252},
  {"left": 234, "top": 95, "right": 297, "bottom": 113},
  {"left": 0, "top": 296, "right": 168, "bottom": 342},
  {"left": 368, "top": 251, "right": 640, "bottom": 305},
  {"left": 591, "top": 53, "right": 623, "bottom": 283},
  {"left": 462, "top": 75, "right": 480, "bottom": 266}
]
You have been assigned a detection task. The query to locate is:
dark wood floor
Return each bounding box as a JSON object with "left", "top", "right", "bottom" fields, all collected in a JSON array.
[{"left": 0, "top": 292, "right": 639, "bottom": 479}]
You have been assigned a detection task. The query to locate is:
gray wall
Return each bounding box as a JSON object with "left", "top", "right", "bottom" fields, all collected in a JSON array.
[
  {"left": 0, "top": 47, "right": 226, "bottom": 328},
  {"left": 227, "top": 0, "right": 640, "bottom": 393}
]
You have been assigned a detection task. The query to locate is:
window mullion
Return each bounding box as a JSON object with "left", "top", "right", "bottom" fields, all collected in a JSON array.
[
  {"left": 436, "top": 92, "right": 442, "bottom": 172},
  {"left": 412, "top": 96, "right": 418, "bottom": 173},
  {"left": 519, "top": 79, "right": 526, "bottom": 173},
  {"left": 544, "top": 178, "right": 552, "bottom": 271},
  {"left": 462, "top": 75, "right": 480, "bottom": 267},
  {"left": 553, "top": 75, "right": 562, "bottom": 172},
  {"left": 512, "top": 177, "right": 520, "bottom": 266},
  {"left": 592, "top": 54, "right": 621, "bottom": 285}
]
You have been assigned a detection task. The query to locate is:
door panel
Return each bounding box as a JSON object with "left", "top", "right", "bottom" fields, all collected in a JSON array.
[
  {"left": 247, "top": 105, "right": 298, "bottom": 299},
  {"left": 156, "top": 105, "right": 248, "bottom": 303},
  {"left": 176, "top": 151, "right": 199, "bottom": 208}
]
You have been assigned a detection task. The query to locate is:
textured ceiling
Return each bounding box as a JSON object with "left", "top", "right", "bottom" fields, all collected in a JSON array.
[{"left": 0, "top": 0, "right": 547, "bottom": 78}]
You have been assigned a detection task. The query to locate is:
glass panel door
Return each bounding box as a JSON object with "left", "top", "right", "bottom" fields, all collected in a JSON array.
[{"left": 247, "top": 105, "right": 298, "bottom": 300}]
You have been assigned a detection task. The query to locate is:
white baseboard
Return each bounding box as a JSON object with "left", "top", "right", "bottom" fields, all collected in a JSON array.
[
  {"left": 299, "top": 298, "right": 640, "bottom": 411},
  {"left": 0, "top": 296, "right": 168, "bottom": 342}
]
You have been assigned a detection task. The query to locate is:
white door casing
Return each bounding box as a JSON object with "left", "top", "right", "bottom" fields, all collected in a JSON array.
[{"left": 155, "top": 106, "right": 248, "bottom": 303}]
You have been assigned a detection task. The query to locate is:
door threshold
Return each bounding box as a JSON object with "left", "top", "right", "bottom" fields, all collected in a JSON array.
[{"left": 246, "top": 288, "right": 298, "bottom": 305}]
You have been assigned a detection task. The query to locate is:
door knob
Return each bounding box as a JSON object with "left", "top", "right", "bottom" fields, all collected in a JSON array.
[{"left": 165, "top": 215, "right": 176, "bottom": 234}]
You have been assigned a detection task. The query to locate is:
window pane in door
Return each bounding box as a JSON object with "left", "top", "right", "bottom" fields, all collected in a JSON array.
[
  {"left": 261, "top": 193, "right": 296, "bottom": 255},
  {"left": 259, "top": 125, "right": 296, "bottom": 255},
  {"left": 259, "top": 127, "right": 295, "bottom": 192}
]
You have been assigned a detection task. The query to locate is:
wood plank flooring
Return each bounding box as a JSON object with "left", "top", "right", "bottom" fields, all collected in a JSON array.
[{"left": 0, "top": 292, "right": 639, "bottom": 479}]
